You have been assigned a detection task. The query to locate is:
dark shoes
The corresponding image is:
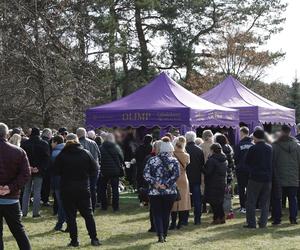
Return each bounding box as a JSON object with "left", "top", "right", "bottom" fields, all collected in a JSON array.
[
  {"left": 290, "top": 220, "right": 298, "bottom": 225},
  {"left": 148, "top": 228, "right": 156, "bottom": 233},
  {"left": 272, "top": 221, "right": 281, "bottom": 226},
  {"left": 67, "top": 241, "right": 79, "bottom": 247},
  {"left": 157, "top": 235, "right": 165, "bottom": 243},
  {"left": 91, "top": 238, "right": 101, "bottom": 246},
  {"left": 243, "top": 225, "right": 256, "bottom": 229},
  {"left": 33, "top": 214, "right": 41, "bottom": 218},
  {"left": 168, "top": 223, "right": 176, "bottom": 230}
]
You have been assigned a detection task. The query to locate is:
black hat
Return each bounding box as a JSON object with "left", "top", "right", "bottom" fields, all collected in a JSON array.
[
  {"left": 58, "top": 127, "right": 68, "bottom": 135},
  {"left": 31, "top": 127, "right": 40, "bottom": 136},
  {"left": 253, "top": 129, "right": 265, "bottom": 140}
]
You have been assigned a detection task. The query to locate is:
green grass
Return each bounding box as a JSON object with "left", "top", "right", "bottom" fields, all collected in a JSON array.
[{"left": 4, "top": 194, "right": 300, "bottom": 250}]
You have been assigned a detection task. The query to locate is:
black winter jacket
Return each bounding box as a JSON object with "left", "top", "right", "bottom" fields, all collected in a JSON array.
[
  {"left": 246, "top": 141, "right": 272, "bottom": 183},
  {"left": 185, "top": 142, "right": 205, "bottom": 185},
  {"left": 100, "top": 141, "right": 124, "bottom": 177},
  {"left": 53, "top": 143, "right": 98, "bottom": 193},
  {"left": 21, "top": 135, "right": 50, "bottom": 177},
  {"left": 135, "top": 143, "right": 153, "bottom": 179},
  {"left": 203, "top": 153, "right": 228, "bottom": 204},
  {"left": 234, "top": 137, "right": 254, "bottom": 173}
]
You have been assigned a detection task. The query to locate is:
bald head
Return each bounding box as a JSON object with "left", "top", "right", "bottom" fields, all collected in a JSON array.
[
  {"left": 0, "top": 123, "right": 9, "bottom": 139},
  {"left": 76, "top": 127, "right": 87, "bottom": 139}
]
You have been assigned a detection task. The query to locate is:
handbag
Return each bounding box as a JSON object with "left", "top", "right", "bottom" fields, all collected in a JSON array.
[{"left": 158, "top": 156, "right": 181, "bottom": 201}]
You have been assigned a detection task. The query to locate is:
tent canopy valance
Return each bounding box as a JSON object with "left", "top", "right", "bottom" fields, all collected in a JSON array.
[
  {"left": 201, "top": 76, "right": 295, "bottom": 127},
  {"left": 86, "top": 72, "right": 239, "bottom": 129}
]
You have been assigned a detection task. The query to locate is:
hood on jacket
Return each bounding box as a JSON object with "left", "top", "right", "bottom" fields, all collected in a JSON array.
[
  {"left": 62, "top": 142, "right": 83, "bottom": 152},
  {"left": 274, "top": 135, "right": 299, "bottom": 154},
  {"left": 211, "top": 153, "right": 227, "bottom": 163}
]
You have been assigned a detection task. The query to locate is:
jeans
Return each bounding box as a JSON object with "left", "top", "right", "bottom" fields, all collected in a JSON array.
[
  {"left": 22, "top": 176, "right": 43, "bottom": 217},
  {"left": 61, "top": 190, "right": 97, "bottom": 243},
  {"left": 150, "top": 195, "right": 176, "bottom": 237},
  {"left": 190, "top": 183, "right": 202, "bottom": 224},
  {"left": 282, "top": 187, "right": 298, "bottom": 222},
  {"left": 89, "top": 172, "right": 99, "bottom": 211},
  {"left": 100, "top": 176, "right": 119, "bottom": 211},
  {"left": 246, "top": 180, "right": 271, "bottom": 227},
  {"left": 236, "top": 171, "right": 249, "bottom": 209},
  {"left": 0, "top": 202, "right": 31, "bottom": 250},
  {"left": 54, "top": 189, "right": 66, "bottom": 229},
  {"left": 210, "top": 202, "right": 225, "bottom": 221}
]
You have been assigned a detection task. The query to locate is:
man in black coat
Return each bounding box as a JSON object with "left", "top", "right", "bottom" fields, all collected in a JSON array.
[
  {"left": 21, "top": 127, "right": 50, "bottom": 217},
  {"left": 54, "top": 133, "right": 100, "bottom": 247},
  {"left": 185, "top": 131, "right": 205, "bottom": 225},
  {"left": 100, "top": 133, "right": 124, "bottom": 211},
  {"left": 234, "top": 127, "right": 254, "bottom": 213},
  {"left": 135, "top": 135, "right": 153, "bottom": 193},
  {"left": 244, "top": 129, "right": 272, "bottom": 229}
]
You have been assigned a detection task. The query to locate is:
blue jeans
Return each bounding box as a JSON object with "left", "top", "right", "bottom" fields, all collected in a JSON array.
[
  {"left": 54, "top": 189, "right": 66, "bottom": 229},
  {"left": 190, "top": 183, "right": 202, "bottom": 224},
  {"left": 22, "top": 176, "right": 43, "bottom": 217}
]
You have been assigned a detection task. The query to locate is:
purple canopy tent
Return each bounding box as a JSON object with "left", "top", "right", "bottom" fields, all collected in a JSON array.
[
  {"left": 201, "top": 76, "right": 295, "bottom": 132},
  {"left": 86, "top": 72, "right": 239, "bottom": 133}
]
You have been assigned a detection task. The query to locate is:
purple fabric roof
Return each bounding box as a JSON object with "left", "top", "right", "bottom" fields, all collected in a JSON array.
[
  {"left": 201, "top": 76, "right": 295, "bottom": 125},
  {"left": 86, "top": 72, "right": 239, "bottom": 129}
]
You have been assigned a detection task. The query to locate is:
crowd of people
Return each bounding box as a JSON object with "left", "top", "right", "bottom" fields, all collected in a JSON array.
[{"left": 1, "top": 121, "right": 300, "bottom": 248}]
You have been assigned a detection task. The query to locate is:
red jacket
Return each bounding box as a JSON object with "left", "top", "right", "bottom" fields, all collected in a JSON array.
[{"left": 0, "top": 138, "right": 31, "bottom": 199}]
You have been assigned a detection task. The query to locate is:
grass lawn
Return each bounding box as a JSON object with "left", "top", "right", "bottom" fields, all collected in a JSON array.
[{"left": 3, "top": 193, "right": 300, "bottom": 250}]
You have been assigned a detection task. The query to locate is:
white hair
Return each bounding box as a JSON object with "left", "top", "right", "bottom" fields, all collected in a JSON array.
[
  {"left": 105, "top": 133, "right": 115, "bottom": 143},
  {"left": 160, "top": 141, "right": 174, "bottom": 153},
  {"left": 42, "top": 128, "right": 52, "bottom": 140},
  {"left": 0, "top": 123, "right": 9, "bottom": 138},
  {"left": 66, "top": 133, "right": 79, "bottom": 142},
  {"left": 87, "top": 130, "right": 96, "bottom": 140},
  {"left": 76, "top": 127, "right": 87, "bottom": 138},
  {"left": 185, "top": 131, "right": 196, "bottom": 143},
  {"left": 9, "top": 134, "right": 21, "bottom": 147}
]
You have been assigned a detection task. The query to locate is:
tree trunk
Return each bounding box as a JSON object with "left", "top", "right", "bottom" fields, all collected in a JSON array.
[
  {"left": 109, "top": 4, "right": 117, "bottom": 101},
  {"left": 134, "top": 2, "right": 149, "bottom": 79}
]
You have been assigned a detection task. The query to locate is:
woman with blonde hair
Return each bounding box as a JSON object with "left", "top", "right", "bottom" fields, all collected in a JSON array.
[
  {"left": 201, "top": 130, "right": 214, "bottom": 163},
  {"left": 169, "top": 136, "right": 191, "bottom": 230},
  {"left": 9, "top": 133, "right": 22, "bottom": 147}
]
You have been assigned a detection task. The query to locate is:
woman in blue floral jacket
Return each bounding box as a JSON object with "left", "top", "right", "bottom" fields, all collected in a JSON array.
[{"left": 144, "top": 136, "right": 180, "bottom": 243}]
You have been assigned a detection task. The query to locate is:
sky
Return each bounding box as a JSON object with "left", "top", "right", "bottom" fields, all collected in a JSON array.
[{"left": 264, "top": 0, "right": 300, "bottom": 84}]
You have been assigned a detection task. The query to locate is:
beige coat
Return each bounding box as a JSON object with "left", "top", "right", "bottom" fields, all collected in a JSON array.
[{"left": 172, "top": 150, "right": 191, "bottom": 212}]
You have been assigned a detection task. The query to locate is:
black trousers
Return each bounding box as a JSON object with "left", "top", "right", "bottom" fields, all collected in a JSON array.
[
  {"left": 210, "top": 202, "right": 225, "bottom": 221},
  {"left": 100, "top": 176, "right": 119, "bottom": 211},
  {"left": 0, "top": 202, "right": 31, "bottom": 250},
  {"left": 150, "top": 195, "right": 176, "bottom": 237},
  {"left": 41, "top": 169, "right": 51, "bottom": 204},
  {"left": 237, "top": 171, "right": 249, "bottom": 209},
  {"left": 61, "top": 190, "right": 97, "bottom": 243}
]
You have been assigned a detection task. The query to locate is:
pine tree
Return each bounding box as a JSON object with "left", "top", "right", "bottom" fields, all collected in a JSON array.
[{"left": 290, "top": 77, "right": 300, "bottom": 123}]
